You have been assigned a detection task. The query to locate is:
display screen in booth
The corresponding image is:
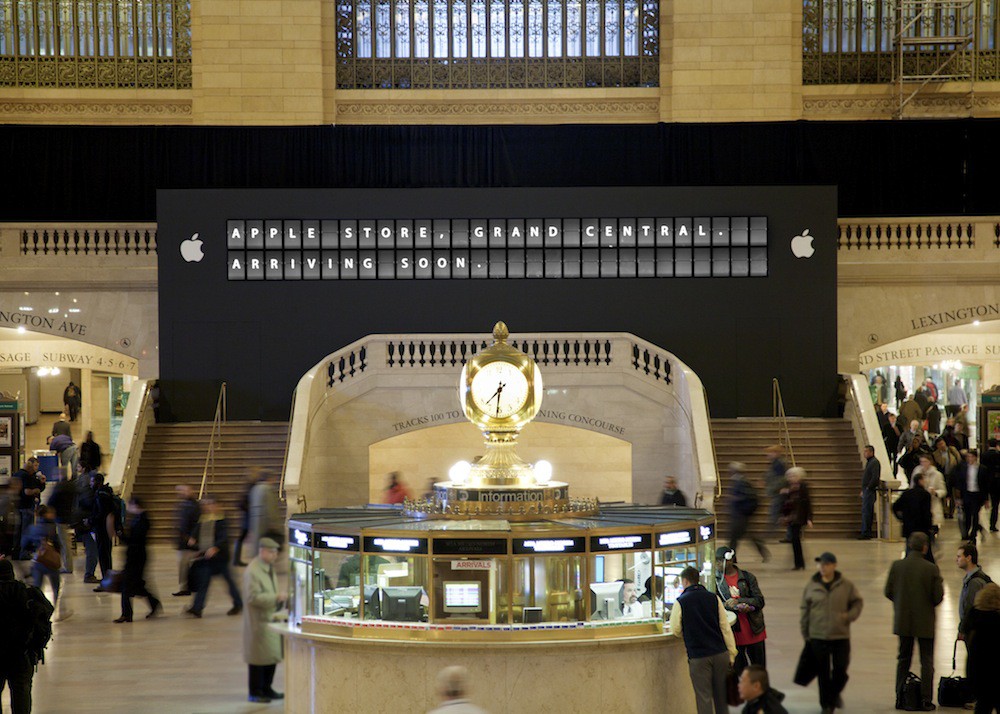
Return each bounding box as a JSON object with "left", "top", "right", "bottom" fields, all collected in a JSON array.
[
  {"left": 290, "top": 528, "right": 311, "bottom": 548},
  {"left": 589, "top": 534, "right": 652, "bottom": 552},
  {"left": 158, "top": 187, "right": 838, "bottom": 421},
  {"left": 443, "top": 581, "right": 482, "bottom": 614},
  {"left": 432, "top": 538, "right": 509, "bottom": 556},
  {"left": 699, "top": 524, "right": 715, "bottom": 542},
  {"left": 656, "top": 530, "right": 696, "bottom": 547},
  {"left": 363, "top": 536, "right": 429, "bottom": 554},
  {"left": 512, "top": 537, "right": 586, "bottom": 554},
  {"left": 315, "top": 534, "right": 360, "bottom": 551}
]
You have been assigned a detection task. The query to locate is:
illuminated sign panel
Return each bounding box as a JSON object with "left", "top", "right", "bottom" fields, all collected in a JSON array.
[{"left": 589, "top": 533, "right": 652, "bottom": 552}]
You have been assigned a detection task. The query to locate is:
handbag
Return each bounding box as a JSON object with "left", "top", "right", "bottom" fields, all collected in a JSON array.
[
  {"left": 725, "top": 668, "right": 742, "bottom": 706},
  {"left": 100, "top": 570, "right": 125, "bottom": 593},
  {"left": 901, "top": 672, "right": 923, "bottom": 710},
  {"left": 938, "top": 639, "right": 973, "bottom": 707},
  {"left": 793, "top": 641, "right": 818, "bottom": 686},
  {"left": 33, "top": 539, "right": 62, "bottom": 571}
]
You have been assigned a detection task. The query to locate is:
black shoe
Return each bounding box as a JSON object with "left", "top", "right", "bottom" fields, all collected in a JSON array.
[
  {"left": 146, "top": 602, "right": 163, "bottom": 619},
  {"left": 172, "top": 590, "right": 191, "bottom": 597},
  {"left": 113, "top": 616, "right": 132, "bottom": 623},
  {"left": 83, "top": 575, "right": 100, "bottom": 584},
  {"left": 184, "top": 607, "right": 202, "bottom": 618},
  {"left": 233, "top": 561, "right": 248, "bottom": 567},
  {"left": 918, "top": 703, "right": 936, "bottom": 711},
  {"left": 990, "top": 527, "right": 999, "bottom": 533},
  {"left": 265, "top": 690, "right": 284, "bottom": 700},
  {"left": 227, "top": 605, "right": 243, "bottom": 616},
  {"left": 896, "top": 701, "right": 907, "bottom": 710},
  {"left": 778, "top": 538, "right": 790, "bottom": 543},
  {"left": 248, "top": 695, "right": 272, "bottom": 703},
  {"left": 93, "top": 586, "right": 107, "bottom": 592},
  {"left": 857, "top": 534, "right": 873, "bottom": 540}
]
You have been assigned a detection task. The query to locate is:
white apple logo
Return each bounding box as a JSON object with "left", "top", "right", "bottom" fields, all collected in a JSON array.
[
  {"left": 180, "top": 233, "right": 205, "bottom": 263},
  {"left": 790, "top": 229, "right": 815, "bottom": 258}
]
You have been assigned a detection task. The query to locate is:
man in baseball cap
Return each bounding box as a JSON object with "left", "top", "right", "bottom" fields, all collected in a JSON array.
[{"left": 800, "top": 551, "right": 864, "bottom": 714}]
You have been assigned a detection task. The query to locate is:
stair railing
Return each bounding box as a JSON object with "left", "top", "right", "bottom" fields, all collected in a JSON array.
[
  {"left": 278, "top": 388, "right": 296, "bottom": 504},
  {"left": 771, "top": 378, "right": 797, "bottom": 467},
  {"left": 198, "top": 382, "right": 227, "bottom": 500}
]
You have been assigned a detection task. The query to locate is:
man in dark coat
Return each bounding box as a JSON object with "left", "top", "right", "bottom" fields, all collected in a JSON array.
[
  {"left": 728, "top": 463, "right": 770, "bottom": 562},
  {"left": 892, "top": 473, "right": 934, "bottom": 561},
  {"left": 951, "top": 450, "right": 992, "bottom": 543},
  {"left": 660, "top": 476, "right": 688, "bottom": 507},
  {"left": 88, "top": 472, "right": 117, "bottom": 589},
  {"left": 0, "top": 559, "right": 49, "bottom": 712},
  {"left": 115, "top": 496, "right": 161, "bottom": 622},
  {"left": 186, "top": 496, "right": 243, "bottom": 617},
  {"left": 884, "top": 532, "right": 944, "bottom": 711},
  {"left": 859, "top": 445, "right": 880, "bottom": 539},
  {"left": 738, "top": 665, "right": 788, "bottom": 714},
  {"left": 983, "top": 439, "right": 1000, "bottom": 532},
  {"left": 173, "top": 484, "right": 201, "bottom": 597}
]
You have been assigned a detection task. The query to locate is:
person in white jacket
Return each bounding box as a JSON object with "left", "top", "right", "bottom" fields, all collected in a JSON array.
[{"left": 912, "top": 454, "right": 947, "bottom": 533}]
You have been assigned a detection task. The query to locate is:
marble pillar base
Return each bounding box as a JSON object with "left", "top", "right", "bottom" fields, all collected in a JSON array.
[{"left": 285, "top": 628, "right": 697, "bottom": 713}]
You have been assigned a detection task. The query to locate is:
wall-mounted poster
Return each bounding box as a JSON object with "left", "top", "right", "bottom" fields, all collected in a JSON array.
[
  {"left": 0, "top": 416, "right": 12, "bottom": 448},
  {"left": 0, "top": 455, "right": 11, "bottom": 484}
]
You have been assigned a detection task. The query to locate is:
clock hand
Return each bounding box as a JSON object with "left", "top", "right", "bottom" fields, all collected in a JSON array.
[{"left": 485, "top": 382, "right": 506, "bottom": 404}]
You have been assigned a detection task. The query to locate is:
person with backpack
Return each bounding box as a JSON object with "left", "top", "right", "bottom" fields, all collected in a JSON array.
[
  {"left": 728, "top": 463, "right": 770, "bottom": 562},
  {"left": 957, "top": 543, "right": 991, "bottom": 646},
  {"left": 0, "top": 557, "right": 54, "bottom": 713}
]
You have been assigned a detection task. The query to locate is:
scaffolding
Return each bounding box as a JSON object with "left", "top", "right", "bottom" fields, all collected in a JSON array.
[{"left": 894, "top": 0, "right": 976, "bottom": 117}]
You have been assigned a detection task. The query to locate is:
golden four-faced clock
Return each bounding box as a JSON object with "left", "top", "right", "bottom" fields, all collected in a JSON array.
[{"left": 460, "top": 322, "right": 542, "bottom": 434}]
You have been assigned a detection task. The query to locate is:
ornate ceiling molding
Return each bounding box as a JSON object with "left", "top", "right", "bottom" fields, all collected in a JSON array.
[
  {"left": 335, "top": 99, "right": 661, "bottom": 122},
  {"left": 0, "top": 99, "right": 192, "bottom": 124}
]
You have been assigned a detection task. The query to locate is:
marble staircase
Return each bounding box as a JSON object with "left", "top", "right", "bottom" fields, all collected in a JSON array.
[
  {"left": 713, "top": 417, "right": 862, "bottom": 541},
  {"left": 129, "top": 421, "right": 289, "bottom": 543}
]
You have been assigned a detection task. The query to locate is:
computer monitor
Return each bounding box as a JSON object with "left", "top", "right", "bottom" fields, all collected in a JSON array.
[
  {"left": 381, "top": 586, "right": 426, "bottom": 622},
  {"left": 443, "top": 581, "right": 482, "bottom": 615},
  {"left": 590, "top": 581, "right": 624, "bottom": 620},
  {"left": 363, "top": 585, "right": 381, "bottom": 619}
]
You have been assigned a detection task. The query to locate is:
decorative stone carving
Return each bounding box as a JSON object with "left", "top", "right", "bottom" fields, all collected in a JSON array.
[
  {"left": 336, "top": 100, "right": 661, "bottom": 120},
  {"left": 0, "top": 100, "right": 192, "bottom": 123}
]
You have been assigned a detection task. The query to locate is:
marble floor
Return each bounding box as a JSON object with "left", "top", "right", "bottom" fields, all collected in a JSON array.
[{"left": 11, "top": 522, "right": 999, "bottom": 714}]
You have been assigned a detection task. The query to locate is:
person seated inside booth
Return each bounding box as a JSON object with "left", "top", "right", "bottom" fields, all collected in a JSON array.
[{"left": 620, "top": 578, "right": 644, "bottom": 618}]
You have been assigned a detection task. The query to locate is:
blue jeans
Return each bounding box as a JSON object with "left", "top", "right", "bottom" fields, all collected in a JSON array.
[
  {"left": 191, "top": 558, "right": 243, "bottom": 613},
  {"left": 31, "top": 562, "right": 60, "bottom": 604},
  {"left": 861, "top": 489, "right": 876, "bottom": 536},
  {"left": 79, "top": 529, "right": 98, "bottom": 577}
]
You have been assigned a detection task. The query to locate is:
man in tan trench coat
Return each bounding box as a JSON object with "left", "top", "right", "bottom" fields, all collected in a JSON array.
[{"left": 243, "top": 536, "right": 286, "bottom": 703}]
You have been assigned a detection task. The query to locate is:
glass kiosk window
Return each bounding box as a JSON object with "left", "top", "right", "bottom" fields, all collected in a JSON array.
[
  {"left": 587, "top": 550, "right": 654, "bottom": 620},
  {"left": 362, "top": 554, "right": 429, "bottom": 622},
  {"left": 511, "top": 554, "right": 584, "bottom": 623}
]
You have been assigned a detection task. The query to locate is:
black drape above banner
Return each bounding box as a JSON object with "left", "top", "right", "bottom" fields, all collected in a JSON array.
[{"left": 0, "top": 119, "right": 991, "bottom": 221}]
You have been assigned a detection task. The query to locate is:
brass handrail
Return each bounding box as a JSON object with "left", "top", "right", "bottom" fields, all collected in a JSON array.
[
  {"left": 701, "top": 388, "right": 722, "bottom": 499},
  {"left": 118, "top": 381, "right": 154, "bottom": 500},
  {"left": 198, "top": 382, "right": 227, "bottom": 500},
  {"left": 772, "top": 378, "right": 797, "bottom": 467}
]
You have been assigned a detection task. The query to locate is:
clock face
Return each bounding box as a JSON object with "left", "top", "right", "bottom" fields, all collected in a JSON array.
[{"left": 470, "top": 362, "right": 530, "bottom": 420}]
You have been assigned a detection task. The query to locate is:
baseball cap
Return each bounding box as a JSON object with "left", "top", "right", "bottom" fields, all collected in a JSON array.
[{"left": 815, "top": 552, "right": 837, "bottom": 564}]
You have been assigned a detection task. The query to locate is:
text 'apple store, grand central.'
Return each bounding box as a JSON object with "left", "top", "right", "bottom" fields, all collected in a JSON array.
[{"left": 223, "top": 215, "right": 770, "bottom": 280}]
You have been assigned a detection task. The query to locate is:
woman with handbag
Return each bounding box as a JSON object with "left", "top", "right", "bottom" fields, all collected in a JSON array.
[
  {"left": 22, "top": 504, "right": 70, "bottom": 620},
  {"left": 779, "top": 468, "right": 813, "bottom": 571}
]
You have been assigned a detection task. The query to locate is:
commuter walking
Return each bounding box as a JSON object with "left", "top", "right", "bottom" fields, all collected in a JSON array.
[
  {"left": 46, "top": 470, "right": 76, "bottom": 573},
  {"left": 715, "top": 546, "right": 767, "bottom": 680},
  {"left": 244, "top": 537, "right": 286, "bottom": 703},
  {"left": 116, "top": 497, "right": 162, "bottom": 623},
  {"left": 983, "top": 439, "right": 1000, "bottom": 532},
  {"left": 78, "top": 432, "right": 102, "bottom": 473},
  {"left": 727, "top": 463, "right": 770, "bottom": 561},
  {"left": 956, "top": 543, "right": 991, "bottom": 644},
  {"left": 951, "top": 450, "right": 990, "bottom": 544},
  {"left": 88, "top": 472, "right": 117, "bottom": 589},
  {"left": 75, "top": 473, "right": 100, "bottom": 583},
  {"left": 932, "top": 437, "right": 961, "bottom": 520},
  {"left": 14, "top": 457, "right": 43, "bottom": 544},
  {"left": 383, "top": 471, "right": 411, "bottom": 505},
  {"left": 232, "top": 470, "right": 259, "bottom": 567},
  {"left": 186, "top": 496, "right": 243, "bottom": 618},
  {"left": 62, "top": 380, "right": 81, "bottom": 422},
  {"left": 894, "top": 376, "right": 907, "bottom": 411},
  {"left": 912, "top": 456, "right": 946, "bottom": 534},
  {"left": 779, "top": 467, "right": 812, "bottom": 570},
  {"left": 884, "top": 532, "right": 943, "bottom": 711},
  {"left": 669, "top": 566, "right": 737, "bottom": 714},
  {"left": 965, "top": 583, "right": 1000, "bottom": 714},
  {"left": 892, "top": 473, "right": 935, "bottom": 562},
  {"left": 21, "top": 505, "right": 67, "bottom": 621},
  {"left": 799, "top": 552, "right": 863, "bottom": 714},
  {"left": 859, "top": 445, "right": 880, "bottom": 539},
  {"left": 427, "top": 666, "right": 490, "bottom": 714},
  {"left": 660, "top": 476, "right": 688, "bottom": 507},
  {"left": 173, "top": 484, "right": 200, "bottom": 597},
  {"left": 946, "top": 381, "right": 966, "bottom": 419},
  {"left": 763, "top": 446, "right": 787, "bottom": 538},
  {"left": 248, "top": 472, "right": 283, "bottom": 550}
]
